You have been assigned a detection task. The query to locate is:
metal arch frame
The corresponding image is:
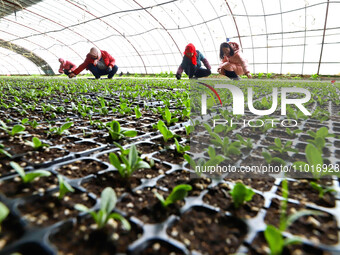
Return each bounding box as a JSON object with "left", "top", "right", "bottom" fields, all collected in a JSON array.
[
  {"left": 0, "top": 38, "right": 54, "bottom": 74},
  {"left": 153, "top": 1, "right": 192, "bottom": 71},
  {"left": 207, "top": 0, "right": 229, "bottom": 64},
  {"left": 122, "top": 0, "right": 180, "bottom": 72},
  {"left": 172, "top": 2, "right": 206, "bottom": 58},
  {"left": 132, "top": 0, "right": 182, "bottom": 57},
  {"left": 76, "top": 1, "right": 140, "bottom": 73},
  {"left": 0, "top": 55, "right": 20, "bottom": 74},
  {"left": 0, "top": 28, "right": 58, "bottom": 74},
  {"left": 223, "top": 0, "right": 243, "bottom": 50},
  {"left": 65, "top": 0, "right": 147, "bottom": 74},
  {"left": 0, "top": 63, "right": 12, "bottom": 75},
  {"left": 3, "top": 17, "right": 82, "bottom": 61},
  {"left": 241, "top": 0, "right": 255, "bottom": 74},
  {"left": 279, "top": 0, "right": 283, "bottom": 74},
  {"left": 58, "top": 2, "right": 130, "bottom": 60},
  {"left": 317, "top": 0, "right": 330, "bottom": 75},
  {"left": 23, "top": 3, "right": 96, "bottom": 55},
  {"left": 24, "top": 0, "right": 104, "bottom": 61},
  {"left": 302, "top": 1, "right": 307, "bottom": 75},
  {"left": 187, "top": 0, "right": 218, "bottom": 64},
  {"left": 0, "top": 50, "right": 29, "bottom": 74},
  {"left": 105, "top": 1, "right": 169, "bottom": 74},
  {"left": 208, "top": 1, "right": 228, "bottom": 41},
  {"left": 0, "top": 29, "right": 59, "bottom": 59},
  {"left": 0, "top": 0, "right": 41, "bottom": 18},
  {"left": 77, "top": 0, "right": 148, "bottom": 74},
  {"left": 260, "top": 0, "right": 269, "bottom": 73},
  {"left": 1, "top": 0, "right": 83, "bottom": 59}
]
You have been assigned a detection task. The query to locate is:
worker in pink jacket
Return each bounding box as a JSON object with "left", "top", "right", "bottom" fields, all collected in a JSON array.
[
  {"left": 58, "top": 58, "right": 77, "bottom": 75},
  {"left": 68, "top": 48, "right": 118, "bottom": 79},
  {"left": 217, "top": 42, "right": 252, "bottom": 80}
]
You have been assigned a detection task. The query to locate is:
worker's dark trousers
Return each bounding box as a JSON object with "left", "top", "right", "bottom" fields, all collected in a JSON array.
[{"left": 88, "top": 64, "right": 118, "bottom": 79}]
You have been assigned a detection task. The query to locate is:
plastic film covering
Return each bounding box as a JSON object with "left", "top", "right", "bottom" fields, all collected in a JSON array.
[{"left": 0, "top": 0, "right": 339, "bottom": 75}]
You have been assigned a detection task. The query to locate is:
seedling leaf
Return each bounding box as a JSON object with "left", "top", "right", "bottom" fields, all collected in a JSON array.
[
  {"left": 230, "top": 182, "right": 255, "bottom": 209},
  {"left": 264, "top": 225, "right": 284, "bottom": 255}
]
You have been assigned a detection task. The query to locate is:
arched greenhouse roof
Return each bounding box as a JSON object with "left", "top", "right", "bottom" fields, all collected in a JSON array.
[{"left": 0, "top": 0, "right": 339, "bottom": 75}]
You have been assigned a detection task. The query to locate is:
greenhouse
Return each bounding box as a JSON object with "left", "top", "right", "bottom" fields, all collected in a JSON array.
[{"left": 0, "top": 0, "right": 340, "bottom": 254}]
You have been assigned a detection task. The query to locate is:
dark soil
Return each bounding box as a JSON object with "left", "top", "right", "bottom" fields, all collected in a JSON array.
[
  {"left": 81, "top": 171, "right": 141, "bottom": 198},
  {"left": 264, "top": 198, "right": 338, "bottom": 245},
  {"left": 276, "top": 180, "right": 336, "bottom": 207},
  {"left": 167, "top": 207, "right": 248, "bottom": 255},
  {"left": 0, "top": 174, "right": 58, "bottom": 198},
  {"left": 18, "top": 191, "right": 95, "bottom": 228},
  {"left": 116, "top": 188, "right": 184, "bottom": 224},
  {"left": 156, "top": 169, "right": 211, "bottom": 196},
  {"left": 49, "top": 217, "right": 142, "bottom": 255},
  {"left": 23, "top": 148, "right": 70, "bottom": 166},
  {"left": 153, "top": 150, "right": 184, "bottom": 165},
  {"left": 56, "top": 159, "right": 108, "bottom": 179},
  {"left": 248, "top": 231, "right": 330, "bottom": 255},
  {"left": 203, "top": 182, "right": 264, "bottom": 218}
]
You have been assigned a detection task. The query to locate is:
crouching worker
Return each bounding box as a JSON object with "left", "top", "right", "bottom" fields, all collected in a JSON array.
[
  {"left": 68, "top": 48, "right": 118, "bottom": 79},
  {"left": 58, "top": 58, "right": 77, "bottom": 75},
  {"left": 176, "top": 43, "right": 211, "bottom": 80},
  {"left": 218, "top": 42, "right": 252, "bottom": 80}
]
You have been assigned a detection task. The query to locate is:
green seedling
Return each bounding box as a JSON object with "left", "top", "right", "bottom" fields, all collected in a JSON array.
[
  {"left": 25, "top": 137, "right": 49, "bottom": 150},
  {"left": 180, "top": 104, "right": 190, "bottom": 120},
  {"left": 154, "top": 184, "right": 192, "bottom": 208},
  {"left": 307, "top": 127, "right": 334, "bottom": 140},
  {"left": 286, "top": 106, "right": 308, "bottom": 120},
  {"left": 309, "top": 182, "right": 335, "bottom": 198},
  {"left": 268, "top": 138, "right": 298, "bottom": 155},
  {"left": 134, "top": 105, "right": 142, "bottom": 119},
  {"left": 10, "top": 161, "right": 51, "bottom": 183},
  {"left": 109, "top": 144, "right": 150, "bottom": 178},
  {"left": 118, "top": 102, "right": 132, "bottom": 115},
  {"left": 285, "top": 128, "right": 302, "bottom": 137},
  {"left": 184, "top": 125, "right": 194, "bottom": 136},
  {"left": 210, "top": 132, "right": 241, "bottom": 157},
  {"left": 264, "top": 179, "right": 324, "bottom": 255},
  {"left": 57, "top": 175, "right": 75, "bottom": 200},
  {"left": 162, "top": 107, "right": 179, "bottom": 126},
  {"left": 0, "top": 120, "right": 25, "bottom": 136},
  {"left": 48, "top": 122, "right": 73, "bottom": 135},
  {"left": 293, "top": 144, "right": 335, "bottom": 179},
  {"left": 236, "top": 134, "right": 253, "bottom": 149},
  {"left": 75, "top": 187, "right": 130, "bottom": 230},
  {"left": 0, "top": 144, "right": 11, "bottom": 158},
  {"left": 311, "top": 108, "right": 329, "bottom": 122},
  {"left": 0, "top": 202, "right": 9, "bottom": 232},
  {"left": 113, "top": 142, "right": 130, "bottom": 156},
  {"left": 174, "top": 138, "right": 190, "bottom": 154},
  {"left": 310, "top": 73, "right": 319, "bottom": 80},
  {"left": 266, "top": 72, "right": 273, "bottom": 79},
  {"left": 213, "top": 123, "right": 237, "bottom": 134},
  {"left": 28, "top": 120, "right": 39, "bottom": 129},
  {"left": 253, "top": 97, "right": 273, "bottom": 110},
  {"left": 106, "top": 120, "right": 137, "bottom": 141},
  {"left": 184, "top": 148, "right": 224, "bottom": 177},
  {"left": 21, "top": 118, "right": 29, "bottom": 125},
  {"left": 262, "top": 150, "right": 286, "bottom": 166},
  {"left": 306, "top": 136, "right": 326, "bottom": 153},
  {"left": 154, "top": 120, "right": 176, "bottom": 142},
  {"left": 230, "top": 182, "right": 255, "bottom": 209}
]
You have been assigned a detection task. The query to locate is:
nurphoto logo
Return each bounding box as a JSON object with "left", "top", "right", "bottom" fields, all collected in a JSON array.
[{"left": 201, "top": 84, "right": 311, "bottom": 116}]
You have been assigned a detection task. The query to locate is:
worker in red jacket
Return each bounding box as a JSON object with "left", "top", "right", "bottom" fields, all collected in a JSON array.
[
  {"left": 58, "top": 58, "right": 77, "bottom": 75},
  {"left": 68, "top": 48, "right": 118, "bottom": 79}
]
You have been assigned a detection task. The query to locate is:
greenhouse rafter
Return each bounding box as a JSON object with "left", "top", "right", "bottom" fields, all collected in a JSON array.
[
  {"left": 0, "top": 0, "right": 339, "bottom": 75},
  {"left": 0, "top": 38, "right": 54, "bottom": 74}
]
